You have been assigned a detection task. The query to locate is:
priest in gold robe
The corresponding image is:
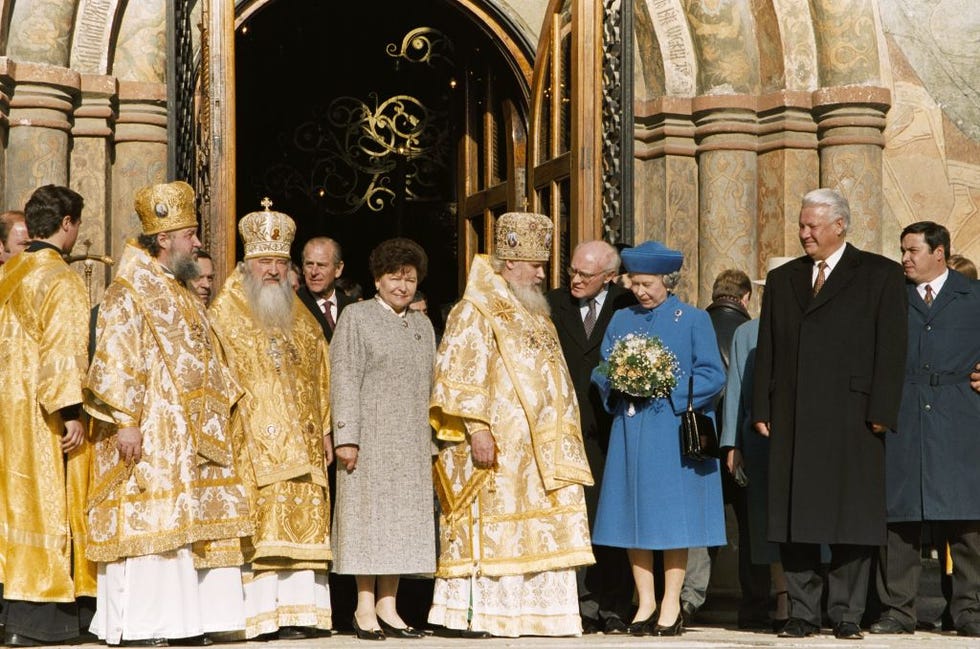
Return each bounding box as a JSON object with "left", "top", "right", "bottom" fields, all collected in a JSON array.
[
  {"left": 427, "top": 212, "right": 595, "bottom": 637},
  {"left": 85, "top": 181, "right": 252, "bottom": 646},
  {"left": 208, "top": 200, "right": 332, "bottom": 640},
  {"left": 0, "top": 185, "right": 95, "bottom": 646}
]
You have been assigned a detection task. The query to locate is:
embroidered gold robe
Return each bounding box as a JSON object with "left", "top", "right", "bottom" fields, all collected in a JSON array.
[
  {"left": 0, "top": 248, "right": 95, "bottom": 601},
  {"left": 208, "top": 267, "right": 331, "bottom": 571},
  {"left": 84, "top": 243, "right": 252, "bottom": 563},
  {"left": 429, "top": 255, "right": 594, "bottom": 578}
]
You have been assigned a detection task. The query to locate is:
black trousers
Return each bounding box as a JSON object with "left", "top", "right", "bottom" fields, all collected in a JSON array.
[
  {"left": 780, "top": 542, "right": 872, "bottom": 626},
  {"left": 0, "top": 598, "right": 91, "bottom": 643},
  {"left": 876, "top": 520, "right": 980, "bottom": 628},
  {"left": 578, "top": 433, "right": 633, "bottom": 624}
]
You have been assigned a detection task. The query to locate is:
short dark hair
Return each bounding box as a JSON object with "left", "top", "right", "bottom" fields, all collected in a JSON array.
[
  {"left": 711, "top": 269, "right": 752, "bottom": 301},
  {"left": 195, "top": 249, "right": 212, "bottom": 261},
  {"left": 0, "top": 210, "right": 25, "bottom": 246},
  {"left": 24, "top": 185, "right": 83, "bottom": 239},
  {"left": 369, "top": 238, "right": 428, "bottom": 282},
  {"left": 901, "top": 221, "right": 950, "bottom": 261}
]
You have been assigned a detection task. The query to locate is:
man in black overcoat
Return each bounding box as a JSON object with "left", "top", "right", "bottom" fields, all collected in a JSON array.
[
  {"left": 869, "top": 222, "right": 980, "bottom": 637},
  {"left": 297, "top": 236, "right": 351, "bottom": 342},
  {"left": 546, "top": 239, "right": 635, "bottom": 633},
  {"left": 752, "top": 188, "right": 908, "bottom": 640}
]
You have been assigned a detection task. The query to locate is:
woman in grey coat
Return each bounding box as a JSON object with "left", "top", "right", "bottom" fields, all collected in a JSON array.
[{"left": 330, "top": 238, "right": 437, "bottom": 640}]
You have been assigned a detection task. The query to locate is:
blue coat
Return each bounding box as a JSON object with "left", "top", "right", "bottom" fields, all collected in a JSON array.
[
  {"left": 591, "top": 294, "right": 727, "bottom": 550},
  {"left": 888, "top": 270, "right": 980, "bottom": 522}
]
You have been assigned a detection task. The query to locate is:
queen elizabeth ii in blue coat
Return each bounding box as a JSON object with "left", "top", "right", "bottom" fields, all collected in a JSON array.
[{"left": 591, "top": 241, "right": 726, "bottom": 636}]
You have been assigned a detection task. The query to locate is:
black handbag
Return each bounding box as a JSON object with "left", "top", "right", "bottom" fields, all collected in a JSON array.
[{"left": 680, "top": 375, "right": 718, "bottom": 460}]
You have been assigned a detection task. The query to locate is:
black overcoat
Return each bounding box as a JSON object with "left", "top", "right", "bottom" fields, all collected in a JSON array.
[
  {"left": 888, "top": 270, "right": 980, "bottom": 522},
  {"left": 546, "top": 282, "right": 636, "bottom": 450},
  {"left": 298, "top": 285, "right": 351, "bottom": 342},
  {"left": 752, "top": 243, "right": 907, "bottom": 545}
]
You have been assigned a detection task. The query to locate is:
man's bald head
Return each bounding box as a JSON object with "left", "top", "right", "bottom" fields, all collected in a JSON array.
[{"left": 568, "top": 240, "right": 619, "bottom": 300}]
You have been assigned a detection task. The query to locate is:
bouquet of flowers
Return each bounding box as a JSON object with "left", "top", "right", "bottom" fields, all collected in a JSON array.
[{"left": 598, "top": 333, "right": 680, "bottom": 400}]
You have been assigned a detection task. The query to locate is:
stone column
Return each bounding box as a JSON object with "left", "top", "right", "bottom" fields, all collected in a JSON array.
[
  {"left": 813, "top": 86, "right": 891, "bottom": 255},
  {"left": 4, "top": 62, "right": 80, "bottom": 208},
  {"left": 634, "top": 97, "right": 698, "bottom": 301},
  {"left": 693, "top": 95, "right": 758, "bottom": 306},
  {"left": 111, "top": 81, "right": 168, "bottom": 258},
  {"left": 756, "top": 91, "right": 819, "bottom": 275},
  {"left": 71, "top": 73, "right": 118, "bottom": 304}
]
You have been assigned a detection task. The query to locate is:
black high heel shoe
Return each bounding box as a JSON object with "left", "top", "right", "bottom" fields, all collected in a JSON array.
[
  {"left": 351, "top": 617, "right": 385, "bottom": 641},
  {"left": 626, "top": 612, "right": 657, "bottom": 636},
  {"left": 652, "top": 612, "right": 684, "bottom": 636},
  {"left": 377, "top": 618, "right": 424, "bottom": 639}
]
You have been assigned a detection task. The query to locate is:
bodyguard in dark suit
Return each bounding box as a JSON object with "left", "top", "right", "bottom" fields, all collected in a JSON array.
[
  {"left": 546, "top": 240, "right": 635, "bottom": 633},
  {"left": 752, "top": 188, "right": 908, "bottom": 640},
  {"left": 870, "top": 222, "right": 980, "bottom": 637},
  {"left": 297, "top": 236, "right": 351, "bottom": 342}
]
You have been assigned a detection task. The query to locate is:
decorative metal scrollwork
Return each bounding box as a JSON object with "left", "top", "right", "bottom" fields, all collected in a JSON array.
[
  {"left": 266, "top": 93, "right": 449, "bottom": 215},
  {"left": 601, "top": 0, "right": 633, "bottom": 245},
  {"left": 386, "top": 27, "right": 455, "bottom": 67}
]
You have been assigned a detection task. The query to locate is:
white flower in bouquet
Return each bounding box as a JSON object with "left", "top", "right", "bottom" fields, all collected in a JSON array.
[{"left": 598, "top": 333, "right": 680, "bottom": 399}]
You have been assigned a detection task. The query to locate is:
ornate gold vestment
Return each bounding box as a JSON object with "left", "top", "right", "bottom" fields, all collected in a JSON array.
[
  {"left": 84, "top": 243, "right": 252, "bottom": 563},
  {"left": 209, "top": 267, "right": 331, "bottom": 571},
  {"left": 429, "top": 255, "right": 594, "bottom": 578},
  {"left": 0, "top": 248, "right": 95, "bottom": 601}
]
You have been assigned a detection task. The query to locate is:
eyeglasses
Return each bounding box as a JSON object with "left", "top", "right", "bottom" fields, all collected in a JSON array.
[{"left": 566, "top": 266, "right": 605, "bottom": 281}]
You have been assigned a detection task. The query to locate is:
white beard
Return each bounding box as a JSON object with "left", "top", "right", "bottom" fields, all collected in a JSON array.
[
  {"left": 508, "top": 281, "right": 551, "bottom": 317},
  {"left": 242, "top": 263, "right": 294, "bottom": 331}
]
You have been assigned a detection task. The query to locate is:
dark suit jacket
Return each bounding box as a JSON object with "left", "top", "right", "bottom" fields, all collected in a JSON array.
[
  {"left": 752, "top": 243, "right": 907, "bottom": 545},
  {"left": 547, "top": 282, "right": 636, "bottom": 448},
  {"left": 298, "top": 285, "right": 351, "bottom": 342},
  {"left": 888, "top": 270, "right": 980, "bottom": 522}
]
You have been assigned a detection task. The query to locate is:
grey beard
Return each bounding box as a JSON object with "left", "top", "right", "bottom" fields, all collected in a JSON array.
[
  {"left": 242, "top": 263, "right": 294, "bottom": 331},
  {"left": 173, "top": 252, "right": 199, "bottom": 284},
  {"left": 508, "top": 281, "right": 550, "bottom": 317}
]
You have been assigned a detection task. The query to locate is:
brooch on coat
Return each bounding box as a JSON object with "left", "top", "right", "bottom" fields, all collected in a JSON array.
[{"left": 674, "top": 308, "right": 683, "bottom": 322}]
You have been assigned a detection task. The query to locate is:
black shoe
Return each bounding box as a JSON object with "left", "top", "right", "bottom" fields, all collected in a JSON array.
[
  {"left": 351, "top": 617, "right": 385, "bottom": 641},
  {"left": 833, "top": 621, "right": 864, "bottom": 640},
  {"left": 377, "top": 618, "right": 423, "bottom": 639},
  {"left": 580, "top": 617, "right": 601, "bottom": 634},
  {"left": 651, "top": 613, "right": 684, "bottom": 637},
  {"left": 168, "top": 636, "right": 212, "bottom": 647},
  {"left": 4, "top": 633, "right": 43, "bottom": 647},
  {"left": 870, "top": 616, "right": 913, "bottom": 634},
  {"left": 118, "top": 640, "right": 169, "bottom": 647},
  {"left": 680, "top": 600, "right": 698, "bottom": 627},
  {"left": 737, "top": 615, "right": 772, "bottom": 630},
  {"left": 602, "top": 616, "right": 628, "bottom": 634},
  {"left": 277, "top": 627, "right": 317, "bottom": 640},
  {"left": 778, "top": 618, "right": 819, "bottom": 638},
  {"left": 958, "top": 621, "right": 980, "bottom": 637},
  {"left": 626, "top": 612, "right": 656, "bottom": 636}
]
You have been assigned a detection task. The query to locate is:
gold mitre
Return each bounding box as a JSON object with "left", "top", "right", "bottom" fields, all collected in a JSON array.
[
  {"left": 134, "top": 181, "right": 198, "bottom": 235},
  {"left": 494, "top": 211, "right": 553, "bottom": 262},
  {"left": 238, "top": 198, "right": 296, "bottom": 259}
]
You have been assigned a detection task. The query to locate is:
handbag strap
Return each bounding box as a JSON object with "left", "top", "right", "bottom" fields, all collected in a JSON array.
[{"left": 686, "top": 374, "right": 694, "bottom": 411}]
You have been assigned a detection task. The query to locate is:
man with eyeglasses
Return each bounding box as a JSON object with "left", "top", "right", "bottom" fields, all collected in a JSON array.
[{"left": 546, "top": 240, "right": 636, "bottom": 634}]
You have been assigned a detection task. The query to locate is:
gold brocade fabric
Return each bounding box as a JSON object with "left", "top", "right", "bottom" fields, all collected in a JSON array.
[
  {"left": 0, "top": 248, "right": 96, "bottom": 602},
  {"left": 209, "top": 267, "right": 331, "bottom": 568},
  {"left": 84, "top": 243, "right": 252, "bottom": 563},
  {"left": 429, "top": 255, "right": 594, "bottom": 579}
]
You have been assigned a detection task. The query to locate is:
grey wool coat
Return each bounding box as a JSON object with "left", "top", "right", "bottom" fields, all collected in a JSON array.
[{"left": 329, "top": 298, "right": 437, "bottom": 574}]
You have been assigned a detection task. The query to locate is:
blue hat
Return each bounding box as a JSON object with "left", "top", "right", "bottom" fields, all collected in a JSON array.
[{"left": 621, "top": 241, "right": 683, "bottom": 274}]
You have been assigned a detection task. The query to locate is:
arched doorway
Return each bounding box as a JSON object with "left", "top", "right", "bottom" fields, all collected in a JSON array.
[{"left": 233, "top": 0, "right": 533, "bottom": 322}]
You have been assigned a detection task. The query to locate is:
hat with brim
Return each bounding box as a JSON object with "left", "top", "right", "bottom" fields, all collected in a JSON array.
[
  {"left": 622, "top": 241, "right": 683, "bottom": 275},
  {"left": 753, "top": 256, "right": 795, "bottom": 286}
]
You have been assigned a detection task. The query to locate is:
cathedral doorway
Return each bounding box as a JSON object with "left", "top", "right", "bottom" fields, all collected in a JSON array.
[{"left": 233, "top": 0, "right": 533, "bottom": 321}]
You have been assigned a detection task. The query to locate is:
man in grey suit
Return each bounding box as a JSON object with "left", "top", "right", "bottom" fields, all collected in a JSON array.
[
  {"left": 870, "top": 221, "right": 980, "bottom": 637},
  {"left": 546, "top": 240, "right": 635, "bottom": 634},
  {"left": 752, "top": 188, "right": 908, "bottom": 640}
]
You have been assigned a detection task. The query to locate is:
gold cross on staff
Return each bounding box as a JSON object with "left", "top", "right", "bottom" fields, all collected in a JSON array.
[{"left": 261, "top": 197, "right": 274, "bottom": 210}]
